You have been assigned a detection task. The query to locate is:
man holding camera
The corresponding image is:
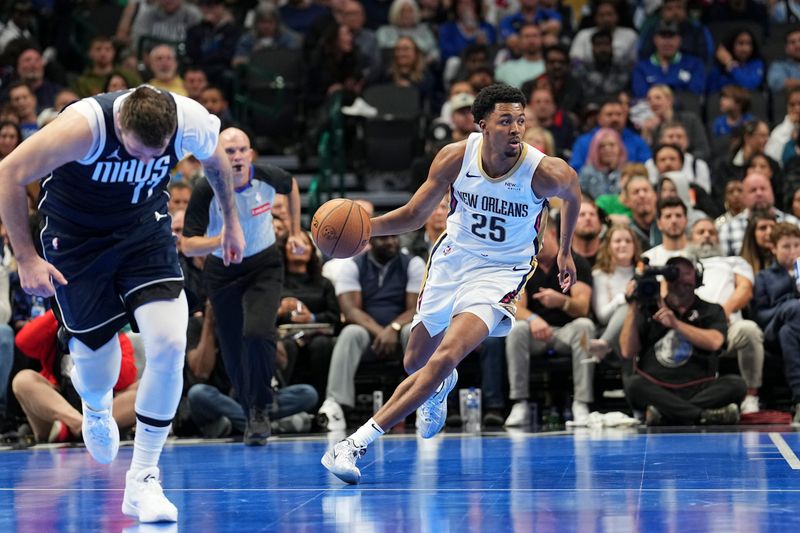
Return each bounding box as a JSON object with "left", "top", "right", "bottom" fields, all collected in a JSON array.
[{"left": 620, "top": 255, "right": 746, "bottom": 425}]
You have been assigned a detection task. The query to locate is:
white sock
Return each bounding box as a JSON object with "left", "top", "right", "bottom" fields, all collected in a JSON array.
[
  {"left": 349, "top": 418, "right": 384, "bottom": 448},
  {"left": 130, "top": 418, "right": 171, "bottom": 472}
]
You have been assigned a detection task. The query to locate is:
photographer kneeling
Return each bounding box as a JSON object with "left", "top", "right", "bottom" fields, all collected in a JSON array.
[{"left": 620, "top": 256, "right": 747, "bottom": 425}]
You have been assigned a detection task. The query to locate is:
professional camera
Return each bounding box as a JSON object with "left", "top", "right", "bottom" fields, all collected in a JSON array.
[{"left": 629, "top": 262, "right": 679, "bottom": 315}]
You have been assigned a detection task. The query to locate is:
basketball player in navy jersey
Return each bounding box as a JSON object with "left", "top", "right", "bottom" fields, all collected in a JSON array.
[
  {"left": 0, "top": 86, "right": 245, "bottom": 522},
  {"left": 323, "top": 84, "right": 581, "bottom": 484}
]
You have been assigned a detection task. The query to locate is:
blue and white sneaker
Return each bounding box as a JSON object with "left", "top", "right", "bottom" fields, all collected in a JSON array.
[
  {"left": 416, "top": 369, "right": 459, "bottom": 438},
  {"left": 321, "top": 438, "right": 367, "bottom": 484},
  {"left": 82, "top": 401, "right": 119, "bottom": 464}
]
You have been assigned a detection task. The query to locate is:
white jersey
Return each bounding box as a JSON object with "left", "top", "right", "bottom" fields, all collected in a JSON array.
[{"left": 446, "top": 132, "right": 548, "bottom": 265}]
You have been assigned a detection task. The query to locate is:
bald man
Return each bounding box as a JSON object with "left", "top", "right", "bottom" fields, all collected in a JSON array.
[
  {"left": 182, "top": 127, "right": 304, "bottom": 445},
  {"left": 718, "top": 173, "right": 800, "bottom": 256}
]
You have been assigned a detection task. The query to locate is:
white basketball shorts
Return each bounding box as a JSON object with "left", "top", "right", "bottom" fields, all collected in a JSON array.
[{"left": 411, "top": 235, "right": 538, "bottom": 338}]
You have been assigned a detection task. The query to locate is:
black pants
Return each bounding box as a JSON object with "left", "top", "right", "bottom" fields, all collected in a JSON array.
[
  {"left": 624, "top": 373, "right": 747, "bottom": 424},
  {"left": 281, "top": 335, "right": 334, "bottom": 410},
  {"left": 205, "top": 247, "right": 283, "bottom": 414}
]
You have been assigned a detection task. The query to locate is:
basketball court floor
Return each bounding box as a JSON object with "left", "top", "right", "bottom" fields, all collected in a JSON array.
[{"left": 1, "top": 426, "right": 799, "bottom": 532}]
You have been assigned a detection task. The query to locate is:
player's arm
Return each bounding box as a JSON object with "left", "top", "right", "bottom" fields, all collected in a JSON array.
[
  {"left": 0, "top": 110, "right": 91, "bottom": 295},
  {"left": 198, "top": 142, "right": 245, "bottom": 265},
  {"left": 370, "top": 141, "right": 465, "bottom": 237},
  {"left": 532, "top": 156, "right": 581, "bottom": 292}
]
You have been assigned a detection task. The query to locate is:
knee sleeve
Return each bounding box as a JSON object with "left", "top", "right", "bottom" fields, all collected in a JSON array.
[
  {"left": 68, "top": 335, "right": 121, "bottom": 410},
  {"left": 134, "top": 293, "right": 188, "bottom": 374},
  {"left": 132, "top": 293, "right": 189, "bottom": 421}
]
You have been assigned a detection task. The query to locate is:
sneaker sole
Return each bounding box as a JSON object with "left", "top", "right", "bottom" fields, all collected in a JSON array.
[
  {"left": 417, "top": 370, "right": 459, "bottom": 439},
  {"left": 321, "top": 451, "right": 360, "bottom": 484},
  {"left": 122, "top": 499, "right": 178, "bottom": 523}
]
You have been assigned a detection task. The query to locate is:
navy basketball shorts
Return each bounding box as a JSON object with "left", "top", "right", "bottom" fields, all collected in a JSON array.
[{"left": 39, "top": 213, "right": 184, "bottom": 350}]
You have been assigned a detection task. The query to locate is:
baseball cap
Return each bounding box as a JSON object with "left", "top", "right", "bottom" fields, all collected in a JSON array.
[{"left": 449, "top": 92, "right": 475, "bottom": 112}]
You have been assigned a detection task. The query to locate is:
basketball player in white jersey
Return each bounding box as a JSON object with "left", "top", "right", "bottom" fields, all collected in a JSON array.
[{"left": 322, "top": 84, "right": 581, "bottom": 484}]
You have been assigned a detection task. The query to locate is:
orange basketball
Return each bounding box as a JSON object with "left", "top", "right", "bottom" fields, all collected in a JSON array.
[{"left": 311, "top": 199, "right": 372, "bottom": 258}]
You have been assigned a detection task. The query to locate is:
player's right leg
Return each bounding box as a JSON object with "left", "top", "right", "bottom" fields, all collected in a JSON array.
[
  {"left": 68, "top": 335, "right": 123, "bottom": 464},
  {"left": 322, "top": 312, "right": 489, "bottom": 484}
]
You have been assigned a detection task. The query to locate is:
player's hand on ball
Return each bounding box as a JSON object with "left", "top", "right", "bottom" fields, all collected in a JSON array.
[
  {"left": 19, "top": 256, "right": 67, "bottom": 298},
  {"left": 221, "top": 219, "right": 245, "bottom": 266}
]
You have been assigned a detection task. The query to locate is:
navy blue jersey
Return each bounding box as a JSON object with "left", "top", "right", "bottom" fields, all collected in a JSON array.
[{"left": 39, "top": 90, "right": 180, "bottom": 233}]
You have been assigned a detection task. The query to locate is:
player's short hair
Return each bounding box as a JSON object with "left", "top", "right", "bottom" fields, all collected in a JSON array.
[
  {"left": 471, "top": 83, "right": 526, "bottom": 122},
  {"left": 118, "top": 86, "right": 177, "bottom": 148}
]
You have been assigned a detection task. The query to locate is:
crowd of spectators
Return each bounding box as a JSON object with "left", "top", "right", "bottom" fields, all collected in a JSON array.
[{"left": 1, "top": 0, "right": 800, "bottom": 443}]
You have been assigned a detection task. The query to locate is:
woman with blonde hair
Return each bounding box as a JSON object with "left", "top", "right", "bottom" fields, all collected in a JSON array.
[
  {"left": 579, "top": 127, "right": 627, "bottom": 198},
  {"left": 377, "top": 0, "right": 440, "bottom": 63},
  {"left": 589, "top": 224, "right": 641, "bottom": 360},
  {"left": 522, "top": 126, "right": 555, "bottom": 156}
]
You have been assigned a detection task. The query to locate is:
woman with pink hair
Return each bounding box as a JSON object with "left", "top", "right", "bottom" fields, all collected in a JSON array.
[{"left": 579, "top": 127, "right": 627, "bottom": 198}]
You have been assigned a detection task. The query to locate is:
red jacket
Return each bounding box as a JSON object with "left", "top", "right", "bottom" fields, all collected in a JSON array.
[{"left": 15, "top": 310, "right": 137, "bottom": 391}]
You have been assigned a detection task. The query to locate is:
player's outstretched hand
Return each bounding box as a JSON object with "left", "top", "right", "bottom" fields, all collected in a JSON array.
[
  {"left": 19, "top": 256, "right": 67, "bottom": 298},
  {"left": 556, "top": 251, "right": 577, "bottom": 293},
  {"left": 221, "top": 219, "right": 246, "bottom": 266}
]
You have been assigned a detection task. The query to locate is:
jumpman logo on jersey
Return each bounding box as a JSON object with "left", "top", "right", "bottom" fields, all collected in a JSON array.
[
  {"left": 107, "top": 148, "right": 121, "bottom": 161},
  {"left": 154, "top": 211, "right": 168, "bottom": 222}
]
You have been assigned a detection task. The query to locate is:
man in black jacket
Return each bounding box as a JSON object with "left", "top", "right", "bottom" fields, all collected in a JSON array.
[{"left": 620, "top": 255, "right": 746, "bottom": 425}]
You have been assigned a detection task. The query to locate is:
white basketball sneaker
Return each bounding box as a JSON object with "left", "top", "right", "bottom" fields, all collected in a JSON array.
[
  {"left": 321, "top": 438, "right": 367, "bottom": 484},
  {"left": 122, "top": 467, "right": 178, "bottom": 523},
  {"left": 82, "top": 401, "right": 119, "bottom": 464},
  {"left": 416, "top": 369, "right": 458, "bottom": 438}
]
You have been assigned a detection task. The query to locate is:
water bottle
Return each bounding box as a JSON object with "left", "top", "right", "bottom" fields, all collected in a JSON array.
[
  {"left": 30, "top": 296, "right": 45, "bottom": 318},
  {"left": 372, "top": 390, "right": 384, "bottom": 414},
  {"left": 465, "top": 387, "right": 481, "bottom": 433}
]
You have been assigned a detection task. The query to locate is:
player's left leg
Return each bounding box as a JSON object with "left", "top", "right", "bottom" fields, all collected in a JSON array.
[
  {"left": 122, "top": 292, "right": 188, "bottom": 523},
  {"left": 322, "top": 312, "right": 490, "bottom": 484}
]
